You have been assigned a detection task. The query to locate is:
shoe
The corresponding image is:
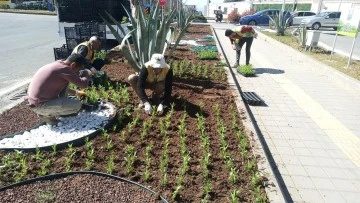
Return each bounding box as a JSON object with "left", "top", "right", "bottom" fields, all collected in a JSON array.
[
  {"left": 39, "top": 115, "right": 59, "bottom": 125},
  {"left": 232, "top": 63, "right": 239, "bottom": 68}
]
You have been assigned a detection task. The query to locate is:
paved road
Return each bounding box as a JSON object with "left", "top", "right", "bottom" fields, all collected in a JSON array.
[
  {"left": 318, "top": 30, "right": 360, "bottom": 60},
  {"left": 0, "top": 13, "right": 64, "bottom": 97}
]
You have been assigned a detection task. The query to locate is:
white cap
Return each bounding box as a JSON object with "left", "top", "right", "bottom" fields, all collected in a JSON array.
[{"left": 145, "top": 53, "right": 168, "bottom": 69}]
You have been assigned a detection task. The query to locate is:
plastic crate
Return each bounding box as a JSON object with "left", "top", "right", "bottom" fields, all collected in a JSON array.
[
  {"left": 66, "top": 38, "right": 80, "bottom": 50},
  {"left": 54, "top": 44, "right": 72, "bottom": 61},
  {"left": 64, "top": 27, "right": 79, "bottom": 40}
]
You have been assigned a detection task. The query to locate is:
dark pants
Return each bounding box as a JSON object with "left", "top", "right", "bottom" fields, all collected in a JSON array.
[
  {"left": 236, "top": 37, "right": 254, "bottom": 65},
  {"left": 92, "top": 59, "right": 105, "bottom": 71}
]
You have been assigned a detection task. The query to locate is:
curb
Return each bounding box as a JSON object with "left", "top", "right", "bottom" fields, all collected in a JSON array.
[
  {"left": 0, "top": 9, "right": 56, "bottom": 16},
  {"left": 0, "top": 79, "right": 31, "bottom": 114},
  {"left": 211, "top": 27, "right": 287, "bottom": 203},
  {"left": 256, "top": 29, "right": 360, "bottom": 93},
  {"left": 318, "top": 41, "right": 360, "bottom": 61}
]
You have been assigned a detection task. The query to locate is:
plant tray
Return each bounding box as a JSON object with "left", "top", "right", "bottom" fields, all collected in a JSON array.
[{"left": 242, "top": 92, "right": 263, "bottom": 105}]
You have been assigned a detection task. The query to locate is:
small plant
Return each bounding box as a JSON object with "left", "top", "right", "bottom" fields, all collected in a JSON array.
[
  {"left": 34, "top": 147, "right": 43, "bottom": 161},
  {"left": 172, "top": 185, "right": 182, "bottom": 200},
  {"left": 94, "top": 51, "right": 107, "bottom": 60},
  {"left": 229, "top": 167, "right": 239, "bottom": 184},
  {"left": 106, "top": 152, "right": 115, "bottom": 174},
  {"left": 246, "top": 158, "right": 256, "bottom": 172},
  {"left": 198, "top": 51, "right": 217, "bottom": 60},
  {"left": 237, "top": 64, "right": 255, "bottom": 76},
  {"left": 143, "top": 143, "right": 153, "bottom": 181},
  {"left": 229, "top": 189, "right": 240, "bottom": 203},
  {"left": 51, "top": 144, "right": 57, "bottom": 156},
  {"left": 124, "top": 145, "right": 137, "bottom": 175}
]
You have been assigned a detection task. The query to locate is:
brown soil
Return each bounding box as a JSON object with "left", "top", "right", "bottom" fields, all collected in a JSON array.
[
  {"left": 0, "top": 173, "right": 163, "bottom": 203},
  {"left": 0, "top": 25, "right": 266, "bottom": 202}
]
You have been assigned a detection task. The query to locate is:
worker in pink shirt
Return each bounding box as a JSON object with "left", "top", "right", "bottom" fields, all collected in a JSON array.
[{"left": 27, "top": 53, "right": 91, "bottom": 125}]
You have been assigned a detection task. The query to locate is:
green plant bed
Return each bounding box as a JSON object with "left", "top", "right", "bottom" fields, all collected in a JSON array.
[
  {"left": 198, "top": 51, "right": 217, "bottom": 60},
  {"left": 237, "top": 64, "right": 256, "bottom": 77},
  {"left": 191, "top": 45, "right": 218, "bottom": 52}
]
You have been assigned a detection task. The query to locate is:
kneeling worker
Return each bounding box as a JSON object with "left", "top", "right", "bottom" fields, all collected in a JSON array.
[
  {"left": 128, "top": 54, "right": 173, "bottom": 115},
  {"left": 72, "top": 36, "right": 105, "bottom": 74},
  {"left": 27, "top": 54, "right": 91, "bottom": 125}
]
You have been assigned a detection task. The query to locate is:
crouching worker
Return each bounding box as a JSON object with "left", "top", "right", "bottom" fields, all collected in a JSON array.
[
  {"left": 128, "top": 54, "right": 173, "bottom": 115},
  {"left": 72, "top": 36, "right": 105, "bottom": 74},
  {"left": 27, "top": 54, "right": 91, "bottom": 125}
]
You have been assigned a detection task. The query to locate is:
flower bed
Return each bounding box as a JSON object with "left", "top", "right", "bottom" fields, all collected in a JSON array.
[{"left": 0, "top": 25, "right": 267, "bottom": 202}]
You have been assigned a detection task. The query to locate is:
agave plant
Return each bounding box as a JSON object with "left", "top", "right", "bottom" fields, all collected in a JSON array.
[
  {"left": 269, "top": 3, "right": 293, "bottom": 36},
  {"left": 102, "top": 3, "right": 191, "bottom": 72},
  {"left": 167, "top": 1, "right": 193, "bottom": 57}
]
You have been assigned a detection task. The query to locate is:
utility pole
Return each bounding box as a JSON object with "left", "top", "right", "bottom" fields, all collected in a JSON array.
[{"left": 207, "top": 0, "right": 210, "bottom": 17}]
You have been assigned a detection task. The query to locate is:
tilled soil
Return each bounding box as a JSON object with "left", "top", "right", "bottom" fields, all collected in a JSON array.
[
  {"left": 0, "top": 25, "right": 266, "bottom": 202},
  {"left": 0, "top": 173, "right": 162, "bottom": 203}
]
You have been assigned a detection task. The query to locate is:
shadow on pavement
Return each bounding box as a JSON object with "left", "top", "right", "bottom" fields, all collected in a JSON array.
[{"left": 255, "top": 68, "right": 285, "bottom": 74}]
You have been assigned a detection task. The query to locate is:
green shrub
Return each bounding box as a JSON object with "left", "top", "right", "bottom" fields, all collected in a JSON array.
[
  {"left": 94, "top": 51, "right": 107, "bottom": 60},
  {"left": 198, "top": 51, "right": 217, "bottom": 60},
  {"left": 237, "top": 64, "right": 255, "bottom": 76}
]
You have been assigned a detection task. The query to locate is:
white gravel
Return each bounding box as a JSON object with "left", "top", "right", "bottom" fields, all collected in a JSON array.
[{"left": 0, "top": 103, "right": 115, "bottom": 149}]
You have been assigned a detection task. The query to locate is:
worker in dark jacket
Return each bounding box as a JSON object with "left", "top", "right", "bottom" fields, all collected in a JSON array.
[
  {"left": 128, "top": 54, "right": 173, "bottom": 115},
  {"left": 72, "top": 36, "right": 104, "bottom": 74}
]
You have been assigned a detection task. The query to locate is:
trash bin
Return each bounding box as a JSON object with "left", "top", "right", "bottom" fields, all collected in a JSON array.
[{"left": 306, "top": 30, "right": 321, "bottom": 48}]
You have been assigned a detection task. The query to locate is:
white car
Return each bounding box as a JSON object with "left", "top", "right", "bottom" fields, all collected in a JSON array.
[
  {"left": 291, "top": 11, "right": 316, "bottom": 25},
  {"left": 301, "top": 11, "right": 341, "bottom": 30}
]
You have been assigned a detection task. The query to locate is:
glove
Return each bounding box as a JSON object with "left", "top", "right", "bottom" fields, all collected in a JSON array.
[
  {"left": 90, "top": 67, "right": 99, "bottom": 75},
  {"left": 144, "top": 102, "right": 151, "bottom": 115},
  {"left": 75, "top": 90, "right": 86, "bottom": 97},
  {"left": 157, "top": 104, "right": 164, "bottom": 115}
]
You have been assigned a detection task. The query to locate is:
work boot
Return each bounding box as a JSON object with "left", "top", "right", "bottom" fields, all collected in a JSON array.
[{"left": 39, "top": 115, "right": 59, "bottom": 126}]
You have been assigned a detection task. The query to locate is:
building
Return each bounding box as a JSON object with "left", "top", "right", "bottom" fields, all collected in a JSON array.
[{"left": 206, "top": 0, "right": 360, "bottom": 18}]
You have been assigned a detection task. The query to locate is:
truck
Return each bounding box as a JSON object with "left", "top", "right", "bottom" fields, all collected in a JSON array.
[{"left": 55, "top": 0, "right": 131, "bottom": 40}]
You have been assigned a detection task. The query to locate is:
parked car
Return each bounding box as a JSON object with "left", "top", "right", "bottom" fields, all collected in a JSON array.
[
  {"left": 239, "top": 9, "right": 292, "bottom": 26},
  {"left": 290, "top": 11, "right": 316, "bottom": 25},
  {"left": 301, "top": 11, "right": 341, "bottom": 30}
]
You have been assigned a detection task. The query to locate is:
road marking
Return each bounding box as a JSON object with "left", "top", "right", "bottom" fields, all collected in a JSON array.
[{"left": 254, "top": 52, "right": 360, "bottom": 168}]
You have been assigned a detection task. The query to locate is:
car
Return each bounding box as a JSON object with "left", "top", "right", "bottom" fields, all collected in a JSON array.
[
  {"left": 301, "top": 11, "right": 341, "bottom": 30},
  {"left": 290, "top": 11, "right": 316, "bottom": 25},
  {"left": 239, "top": 9, "right": 292, "bottom": 26}
]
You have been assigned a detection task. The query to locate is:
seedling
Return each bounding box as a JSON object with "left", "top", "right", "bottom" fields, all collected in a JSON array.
[
  {"left": 106, "top": 152, "right": 115, "bottom": 174},
  {"left": 229, "top": 189, "right": 240, "bottom": 203},
  {"left": 51, "top": 144, "right": 57, "bottom": 156},
  {"left": 124, "top": 145, "right": 137, "bottom": 175},
  {"left": 228, "top": 167, "right": 239, "bottom": 184}
]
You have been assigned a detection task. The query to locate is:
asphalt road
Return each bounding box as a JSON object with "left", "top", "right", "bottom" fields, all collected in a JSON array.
[
  {"left": 317, "top": 29, "right": 360, "bottom": 60},
  {"left": 0, "top": 13, "right": 64, "bottom": 96}
]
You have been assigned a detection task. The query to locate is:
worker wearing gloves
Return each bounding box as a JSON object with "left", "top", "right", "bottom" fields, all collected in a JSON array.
[
  {"left": 27, "top": 54, "right": 91, "bottom": 125},
  {"left": 128, "top": 54, "right": 173, "bottom": 115},
  {"left": 72, "top": 36, "right": 104, "bottom": 74}
]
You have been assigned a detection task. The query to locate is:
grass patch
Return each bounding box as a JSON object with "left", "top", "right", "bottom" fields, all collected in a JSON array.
[
  {"left": 198, "top": 51, "right": 218, "bottom": 60},
  {"left": 237, "top": 64, "right": 256, "bottom": 77},
  {"left": 262, "top": 31, "right": 360, "bottom": 80},
  {"left": 0, "top": 9, "right": 56, "bottom": 15}
]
